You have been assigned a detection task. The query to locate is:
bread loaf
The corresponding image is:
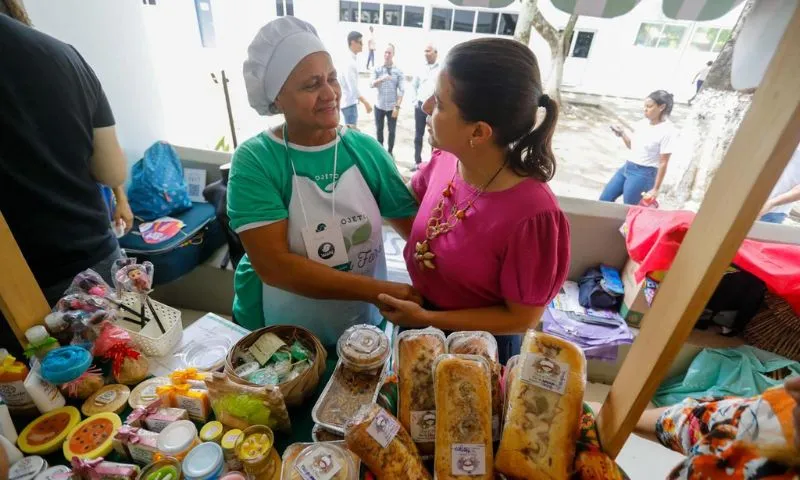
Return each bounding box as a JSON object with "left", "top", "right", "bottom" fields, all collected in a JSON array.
[
  {"left": 397, "top": 328, "right": 446, "bottom": 455},
  {"left": 434, "top": 355, "right": 494, "bottom": 480},
  {"left": 495, "top": 331, "right": 586, "bottom": 480},
  {"left": 447, "top": 332, "right": 503, "bottom": 440},
  {"left": 344, "top": 404, "right": 431, "bottom": 479}
]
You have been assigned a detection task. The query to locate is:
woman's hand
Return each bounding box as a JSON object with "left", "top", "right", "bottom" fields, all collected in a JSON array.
[
  {"left": 377, "top": 293, "right": 429, "bottom": 328},
  {"left": 642, "top": 189, "right": 659, "bottom": 205},
  {"left": 786, "top": 376, "right": 800, "bottom": 449}
]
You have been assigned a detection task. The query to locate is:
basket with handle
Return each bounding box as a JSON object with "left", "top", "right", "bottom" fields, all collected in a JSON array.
[
  {"left": 112, "top": 292, "right": 183, "bottom": 357},
  {"left": 225, "top": 325, "right": 326, "bottom": 407}
]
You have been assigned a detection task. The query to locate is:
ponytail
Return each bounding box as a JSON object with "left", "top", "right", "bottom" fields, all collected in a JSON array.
[
  {"left": 508, "top": 94, "right": 559, "bottom": 182},
  {"left": 648, "top": 90, "right": 674, "bottom": 119}
]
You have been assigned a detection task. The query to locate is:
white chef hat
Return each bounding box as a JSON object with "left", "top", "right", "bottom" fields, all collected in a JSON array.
[{"left": 243, "top": 17, "right": 327, "bottom": 116}]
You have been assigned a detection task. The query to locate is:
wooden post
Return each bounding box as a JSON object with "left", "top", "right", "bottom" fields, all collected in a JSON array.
[
  {"left": 596, "top": 8, "right": 800, "bottom": 458},
  {"left": 0, "top": 212, "right": 51, "bottom": 347}
]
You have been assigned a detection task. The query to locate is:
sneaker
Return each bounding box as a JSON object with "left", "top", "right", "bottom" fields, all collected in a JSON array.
[{"left": 410, "top": 164, "right": 419, "bottom": 172}]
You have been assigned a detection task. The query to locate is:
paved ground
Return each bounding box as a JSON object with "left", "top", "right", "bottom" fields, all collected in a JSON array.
[{"left": 352, "top": 75, "right": 689, "bottom": 202}]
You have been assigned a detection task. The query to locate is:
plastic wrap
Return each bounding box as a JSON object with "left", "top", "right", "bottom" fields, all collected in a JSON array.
[
  {"left": 432, "top": 354, "right": 494, "bottom": 480},
  {"left": 93, "top": 323, "right": 148, "bottom": 385},
  {"left": 205, "top": 372, "right": 290, "bottom": 433},
  {"left": 112, "top": 259, "right": 154, "bottom": 295},
  {"left": 395, "top": 327, "right": 446, "bottom": 456},
  {"left": 447, "top": 331, "right": 503, "bottom": 440},
  {"left": 344, "top": 404, "right": 431, "bottom": 479},
  {"left": 281, "top": 442, "right": 358, "bottom": 480},
  {"left": 311, "top": 360, "right": 386, "bottom": 435},
  {"left": 64, "top": 270, "right": 113, "bottom": 299},
  {"left": 495, "top": 330, "right": 587, "bottom": 480},
  {"left": 337, "top": 324, "right": 390, "bottom": 374}
]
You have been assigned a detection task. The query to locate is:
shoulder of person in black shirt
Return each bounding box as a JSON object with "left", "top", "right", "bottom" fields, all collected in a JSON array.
[{"left": 0, "top": 14, "right": 126, "bottom": 289}]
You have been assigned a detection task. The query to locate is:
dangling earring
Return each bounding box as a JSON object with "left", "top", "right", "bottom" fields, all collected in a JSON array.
[{"left": 469, "top": 139, "right": 475, "bottom": 148}]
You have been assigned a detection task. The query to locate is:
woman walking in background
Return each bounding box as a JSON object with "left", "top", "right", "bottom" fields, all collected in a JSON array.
[{"left": 600, "top": 90, "right": 676, "bottom": 206}]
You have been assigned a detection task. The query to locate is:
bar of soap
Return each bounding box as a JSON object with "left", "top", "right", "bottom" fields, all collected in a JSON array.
[{"left": 82, "top": 385, "right": 130, "bottom": 416}]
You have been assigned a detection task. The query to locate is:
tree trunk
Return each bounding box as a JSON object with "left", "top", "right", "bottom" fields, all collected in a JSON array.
[
  {"left": 545, "top": 13, "right": 578, "bottom": 106},
  {"left": 660, "top": 0, "right": 756, "bottom": 209},
  {"left": 702, "top": 0, "right": 755, "bottom": 90},
  {"left": 513, "top": 0, "right": 538, "bottom": 46}
]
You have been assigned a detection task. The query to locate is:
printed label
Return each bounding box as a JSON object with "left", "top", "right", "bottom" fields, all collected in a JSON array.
[
  {"left": 409, "top": 410, "right": 436, "bottom": 442},
  {"left": 95, "top": 390, "right": 117, "bottom": 406},
  {"left": 145, "top": 418, "right": 170, "bottom": 433},
  {"left": 0, "top": 380, "right": 34, "bottom": 407},
  {"left": 451, "top": 444, "right": 486, "bottom": 476},
  {"left": 129, "top": 443, "right": 156, "bottom": 465},
  {"left": 295, "top": 446, "right": 342, "bottom": 480},
  {"left": 177, "top": 396, "right": 204, "bottom": 419},
  {"left": 350, "top": 330, "right": 380, "bottom": 354},
  {"left": 139, "top": 385, "right": 158, "bottom": 404},
  {"left": 366, "top": 410, "right": 400, "bottom": 448},
  {"left": 520, "top": 353, "right": 569, "bottom": 395}
]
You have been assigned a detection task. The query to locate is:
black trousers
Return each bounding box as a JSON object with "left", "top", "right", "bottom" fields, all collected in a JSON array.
[
  {"left": 374, "top": 107, "right": 397, "bottom": 153},
  {"left": 366, "top": 50, "right": 375, "bottom": 69},
  {"left": 414, "top": 101, "right": 427, "bottom": 164}
]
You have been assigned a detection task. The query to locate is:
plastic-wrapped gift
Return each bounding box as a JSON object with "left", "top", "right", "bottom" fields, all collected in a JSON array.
[
  {"left": 125, "top": 399, "right": 188, "bottom": 433},
  {"left": 113, "top": 261, "right": 154, "bottom": 296},
  {"left": 169, "top": 368, "right": 210, "bottom": 391},
  {"left": 156, "top": 383, "right": 210, "bottom": 422},
  {"left": 93, "top": 323, "right": 148, "bottom": 386},
  {"left": 112, "top": 425, "right": 159, "bottom": 465},
  {"left": 66, "top": 457, "right": 139, "bottom": 480},
  {"left": 60, "top": 367, "right": 105, "bottom": 400}
]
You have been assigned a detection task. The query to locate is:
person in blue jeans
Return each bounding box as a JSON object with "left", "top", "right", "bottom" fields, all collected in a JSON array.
[
  {"left": 600, "top": 90, "right": 677, "bottom": 205},
  {"left": 758, "top": 145, "right": 800, "bottom": 224}
]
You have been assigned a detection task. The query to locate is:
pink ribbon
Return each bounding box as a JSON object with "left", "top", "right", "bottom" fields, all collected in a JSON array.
[
  {"left": 125, "top": 398, "right": 162, "bottom": 425},
  {"left": 114, "top": 425, "right": 141, "bottom": 445},
  {"left": 62, "top": 366, "right": 103, "bottom": 398},
  {"left": 57, "top": 457, "right": 137, "bottom": 480}
]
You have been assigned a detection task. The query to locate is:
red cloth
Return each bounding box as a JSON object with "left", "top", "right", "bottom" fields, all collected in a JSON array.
[{"left": 625, "top": 208, "right": 800, "bottom": 314}]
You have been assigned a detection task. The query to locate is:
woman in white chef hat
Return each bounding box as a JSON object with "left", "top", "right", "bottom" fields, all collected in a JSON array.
[{"left": 228, "top": 17, "right": 419, "bottom": 346}]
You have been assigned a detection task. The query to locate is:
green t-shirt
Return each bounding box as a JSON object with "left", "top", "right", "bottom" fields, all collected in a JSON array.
[{"left": 227, "top": 126, "right": 416, "bottom": 344}]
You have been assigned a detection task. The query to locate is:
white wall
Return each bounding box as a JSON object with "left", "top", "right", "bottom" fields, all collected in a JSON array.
[{"left": 24, "top": 0, "right": 168, "bottom": 162}]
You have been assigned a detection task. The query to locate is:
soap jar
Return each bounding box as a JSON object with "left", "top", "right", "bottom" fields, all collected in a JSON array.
[
  {"left": 236, "top": 426, "right": 277, "bottom": 480},
  {"left": 182, "top": 442, "right": 224, "bottom": 480},
  {"left": 24, "top": 326, "right": 60, "bottom": 360},
  {"left": 157, "top": 420, "right": 199, "bottom": 462},
  {"left": 137, "top": 457, "right": 182, "bottom": 480}
]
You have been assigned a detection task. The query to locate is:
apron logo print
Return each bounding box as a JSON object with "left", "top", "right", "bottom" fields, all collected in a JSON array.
[
  {"left": 316, "top": 223, "right": 327, "bottom": 232},
  {"left": 318, "top": 242, "right": 335, "bottom": 260}
]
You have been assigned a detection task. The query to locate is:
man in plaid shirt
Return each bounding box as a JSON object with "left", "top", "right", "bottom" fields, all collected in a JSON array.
[{"left": 370, "top": 43, "right": 404, "bottom": 155}]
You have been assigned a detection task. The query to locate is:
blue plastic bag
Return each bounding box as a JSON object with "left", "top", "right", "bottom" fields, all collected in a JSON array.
[{"left": 128, "top": 141, "right": 192, "bottom": 221}]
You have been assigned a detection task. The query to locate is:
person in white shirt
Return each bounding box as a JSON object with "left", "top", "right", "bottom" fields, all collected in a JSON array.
[
  {"left": 688, "top": 60, "right": 712, "bottom": 105},
  {"left": 600, "top": 90, "right": 677, "bottom": 205},
  {"left": 366, "top": 26, "right": 376, "bottom": 69},
  {"left": 340, "top": 31, "right": 372, "bottom": 127},
  {"left": 759, "top": 145, "right": 800, "bottom": 224},
  {"left": 411, "top": 43, "right": 440, "bottom": 171}
]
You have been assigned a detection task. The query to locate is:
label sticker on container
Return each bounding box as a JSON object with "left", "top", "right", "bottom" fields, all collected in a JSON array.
[
  {"left": 139, "top": 385, "right": 159, "bottom": 404},
  {"left": 520, "top": 353, "right": 569, "bottom": 395},
  {"left": 295, "top": 446, "right": 342, "bottom": 480},
  {"left": 451, "top": 444, "right": 486, "bottom": 476},
  {"left": 94, "top": 390, "right": 117, "bottom": 406},
  {"left": 409, "top": 410, "right": 436, "bottom": 442},
  {"left": 176, "top": 396, "right": 203, "bottom": 418},
  {"left": 366, "top": 410, "right": 400, "bottom": 448},
  {"left": 350, "top": 329, "right": 381, "bottom": 354},
  {"left": 128, "top": 443, "right": 156, "bottom": 465}
]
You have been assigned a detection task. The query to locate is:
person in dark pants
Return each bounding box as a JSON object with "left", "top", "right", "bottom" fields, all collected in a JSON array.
[
  {"left": 370, "top": 44, "right": 404, "bottom": 155},
  {"left": 411, "top": 43, "right": 440, "bottom": 171},
  {"left": 366, "top": 26, "right": 376, "bottom": 69}
]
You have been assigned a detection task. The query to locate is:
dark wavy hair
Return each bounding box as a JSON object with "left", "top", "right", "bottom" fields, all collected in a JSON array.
[
  {"left": 648, "top": 90, "right": 674, "bottom": 119},
  {"left": 444, "top": 38, "right": 557, "bottom": 182}
]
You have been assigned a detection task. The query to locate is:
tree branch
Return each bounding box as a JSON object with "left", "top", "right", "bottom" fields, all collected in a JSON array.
[{"left": 532, "top": 9, "right": 559, "bottom": 53}]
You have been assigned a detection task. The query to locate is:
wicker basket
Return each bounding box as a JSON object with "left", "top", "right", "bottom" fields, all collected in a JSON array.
[
  {"left": 113, "top": 292, "right": 183, "bottom": 357},
  {"left": 225, "top": 325, "right": 326, "bottom": 407},
  {"left": 744, "top": 292, "right": 800, "bottom": 362}
]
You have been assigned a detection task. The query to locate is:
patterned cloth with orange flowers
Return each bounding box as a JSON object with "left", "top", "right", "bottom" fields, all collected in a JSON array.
[{"left": 656, "top": 386, "right": 800, "bottom": 479}]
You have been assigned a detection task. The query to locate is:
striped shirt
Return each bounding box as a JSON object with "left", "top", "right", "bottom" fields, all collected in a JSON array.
[{"left": 372, "top": 64, "right": 404, "bottom": 111}]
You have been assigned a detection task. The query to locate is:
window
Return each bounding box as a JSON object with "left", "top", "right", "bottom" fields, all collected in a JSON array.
[
  {"left": 453, "top": 9, "right": 475, "bottom": 32},
  {"left": 571, "top": 31, "right": 594, "bottom": 58},
  {"left": 634, "top": 22, "right": 687, "bottom": 49},
  {"left": 689, "top": 27, "right": 731, "bottom": 53},
  {"left": 403, "top": 5, "right": 424, "bottom": 28},
  {"left": 275, "top": 0, "right": 293, "bottom": 16},
  {"left": 383, "top": 4, "right": 401, "bottom": 26},
  {"left": 431, "top": 8, "right": 452, "bottom": 30},
  {"left": 339, "top": 1, "right": 358, "bottom": 22},
  {"left": 498, "top": 13, "right": 517, "bottom": 36},
  {"left": 361, "top": 2, "right": 380, "bottom": 23},
  {"left": 476, "top": 11, "right": 499, "bottom": 34}
]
